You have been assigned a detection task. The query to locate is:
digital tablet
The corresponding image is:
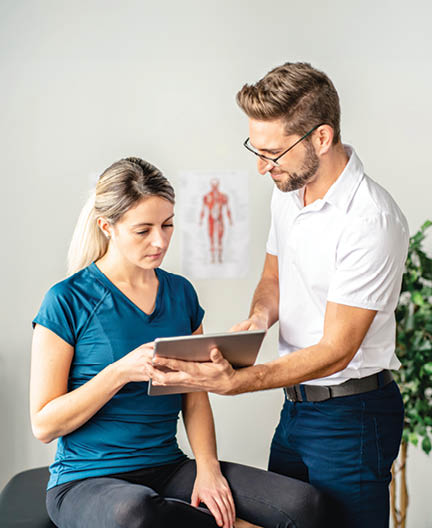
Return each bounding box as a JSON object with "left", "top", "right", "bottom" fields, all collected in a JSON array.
[{"left": 148, "top": 329, "right": 266, "bottom": 396}]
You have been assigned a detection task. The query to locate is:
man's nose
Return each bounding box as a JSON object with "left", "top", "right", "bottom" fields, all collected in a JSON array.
[{"left": 257, "top": 157, "right": 274, "bottom": 175}]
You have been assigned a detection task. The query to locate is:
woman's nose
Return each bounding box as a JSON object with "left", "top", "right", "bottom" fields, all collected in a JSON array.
[{"left": 150, "top": 229, "right": 165, "bottom": 248}]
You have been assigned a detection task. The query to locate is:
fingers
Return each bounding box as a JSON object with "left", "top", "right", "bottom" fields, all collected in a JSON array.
[
  {"left": 150, "top": 358, "right": 196, "bottom": 386},
  {"left": 230, "top": 313, "right": 269, "bottom": 333},
  {"left": 209, "top": 347, "right": 227, "bottom": 364},
  {"left": 148, "top": 365, "right": 188, "bottom": 386},
  {"left": 205, "top": 494, "right": 233, "bottom": 528},
  {"left": 197, "top": 488, "right": 235, "bottom": 528},
  {"left": 153, "top": 356, "right": 191, "bottom": 372},
  {"left": 229, "top": 320, "right": 252, "bottom": 332},
  {"left": 226, "top": 488, "right": 236, "bottom": 523},
  {"left": 216, "top": 490, "right": 236, "bottom": 528},
  {"left": 219, "top": 492, "right": 235, "bottom": 528},
  {"left": 139, "top": 342, "right": 155, "bottom": 357},
  {"left": 205, "top": 496, "right": 225, "bottom": 527},
  {"left": 191, "top": 491, "right": 200, "bottom": 508}
]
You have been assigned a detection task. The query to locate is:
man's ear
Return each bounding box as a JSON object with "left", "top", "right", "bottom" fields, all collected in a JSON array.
[
  {"left": 97, "top": 217, "right": 112, "bottom": 239},
  {"left": 314, "top": 124, "right": 334, "bottom": 155}
]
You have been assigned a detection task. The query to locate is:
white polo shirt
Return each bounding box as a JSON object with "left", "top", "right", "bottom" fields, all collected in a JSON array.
[{"left": 266, "top": 145, "right": 409, "bottom": 386}]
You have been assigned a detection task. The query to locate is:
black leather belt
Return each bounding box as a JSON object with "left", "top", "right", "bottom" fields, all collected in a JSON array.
[{"left": 284, "top": 370, "right": 393, "bottom": 402}]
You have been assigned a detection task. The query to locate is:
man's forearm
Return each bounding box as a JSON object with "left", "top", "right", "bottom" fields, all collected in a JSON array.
[
  {"left": 150, "top": 299, "right": 376, "bottom": 397},
  {"left": 226, "top": 341, "right": 352, "bottom": 395},
  {"left": 249, "top": 276, "right": 279, "bottom": 328}
]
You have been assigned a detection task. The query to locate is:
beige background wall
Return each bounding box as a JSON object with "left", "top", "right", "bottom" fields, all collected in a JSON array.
[{"left": 1, "top": 1, "right": 431, "bottom": 526}]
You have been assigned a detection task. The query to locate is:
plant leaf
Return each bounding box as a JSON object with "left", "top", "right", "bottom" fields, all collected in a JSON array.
[{"left": 421, "top": 435, "right": 432, "bottom": 455}]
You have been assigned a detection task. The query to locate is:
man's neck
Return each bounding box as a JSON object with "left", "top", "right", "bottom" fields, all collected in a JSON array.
[{"left": 303, "top": 143, "right": 349, "bottom": 206}]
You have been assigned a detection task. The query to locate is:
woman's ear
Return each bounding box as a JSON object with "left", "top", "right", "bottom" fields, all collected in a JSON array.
[{"left": 97, "top": 217, "right": 112, "bottom": 240}]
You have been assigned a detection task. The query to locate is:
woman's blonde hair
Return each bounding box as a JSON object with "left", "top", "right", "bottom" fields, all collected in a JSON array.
[{"left": 67, "top": 157, "right": 175, "bottom": 275}]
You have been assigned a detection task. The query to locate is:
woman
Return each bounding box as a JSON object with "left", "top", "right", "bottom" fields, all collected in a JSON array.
[{"left": 30, "top": 157, "right": 325, "bottom": 528}]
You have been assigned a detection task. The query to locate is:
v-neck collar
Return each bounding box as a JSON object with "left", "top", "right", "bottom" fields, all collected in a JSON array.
[{"left": 89, "top": 262, "right": 164, "bottom": 319}]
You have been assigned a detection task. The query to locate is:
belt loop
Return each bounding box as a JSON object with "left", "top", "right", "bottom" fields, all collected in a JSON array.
[
  {"left": 377, "top": 370, "right": 386, "bottom": 388},
  {"left": 299, "top": 385, "right": 307, "bottom": 401}
]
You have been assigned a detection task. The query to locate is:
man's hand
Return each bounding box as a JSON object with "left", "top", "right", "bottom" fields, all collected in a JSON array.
[
  {"left": 149, "top": 348, "right": 237, "bottom": 395},
  {"left": 229, "top": 313, "right": 268, "bottom": 333}
]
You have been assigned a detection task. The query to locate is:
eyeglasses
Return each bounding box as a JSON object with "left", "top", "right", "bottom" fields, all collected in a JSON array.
[{"left": 243, "top": 123, "right": 324, "bottom": 166}]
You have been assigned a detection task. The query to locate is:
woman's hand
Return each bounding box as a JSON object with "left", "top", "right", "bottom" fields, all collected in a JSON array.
[
  {"left": 115, "top": 342, "right": 155, "bottom": 384},
  {"left": 192, "top": 463, "right": 236, "bottom": 528}
]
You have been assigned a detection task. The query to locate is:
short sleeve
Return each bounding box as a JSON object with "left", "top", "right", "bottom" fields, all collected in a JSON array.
[
  {"left": 266, "top": 190, "right": 279, "bottom": 256},
  {"left": 182, "top": 279, "right": 205, "bottom": 332},
  {"left": 327, "top": 214, "right": 409, "bottom": 311},
  {"left": 32, "top": 284, "right": 77, "bottom": 346}
]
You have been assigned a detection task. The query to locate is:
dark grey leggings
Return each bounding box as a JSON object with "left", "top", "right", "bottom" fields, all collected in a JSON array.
[{"left": 47, "top": 459, "right": 326, "bottom": 528}]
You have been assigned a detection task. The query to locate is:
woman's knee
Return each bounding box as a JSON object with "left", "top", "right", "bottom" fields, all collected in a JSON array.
[
  {"left": 265, "top": 482, "right": 327, "bottom": 528},
  {"left": 288, "top": 485, "right": 327, "bottom": 527},
  {"left": 112, "top": 488, "right": 162, "bottom": 528}
]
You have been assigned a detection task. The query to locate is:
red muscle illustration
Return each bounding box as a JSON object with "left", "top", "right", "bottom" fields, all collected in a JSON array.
[{"left": 199, "top": 179, "right": 233, "bottom": 263}]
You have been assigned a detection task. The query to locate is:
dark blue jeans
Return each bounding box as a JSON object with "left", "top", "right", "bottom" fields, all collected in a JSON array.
[{"left": 268, "top": 380, "right": 404, "bottom": 528}]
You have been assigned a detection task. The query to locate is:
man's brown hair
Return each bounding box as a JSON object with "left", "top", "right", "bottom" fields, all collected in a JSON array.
[{"left": 236, "top": 62, "right": 341, "bottom": 144}]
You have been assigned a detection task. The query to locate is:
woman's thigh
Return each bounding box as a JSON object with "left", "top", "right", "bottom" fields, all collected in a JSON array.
[
  {"left": 162, "top": 459, "right": 326, "bottom": 528},
  {"left": 47, "top": 477, "right": 158, "bottom": 528},
  {"left": 47, "top": 475, "right": 218, "bottom": 528}
]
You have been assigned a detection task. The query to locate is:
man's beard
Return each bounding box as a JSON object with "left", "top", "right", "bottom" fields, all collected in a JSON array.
[{"left": 274, "top": 140, "right": 320, "bottom": 193}]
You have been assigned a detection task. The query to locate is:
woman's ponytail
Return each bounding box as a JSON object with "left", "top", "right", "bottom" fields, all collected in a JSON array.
[{"left": 67, "top": 189, "right": 108, "bottom": 276}]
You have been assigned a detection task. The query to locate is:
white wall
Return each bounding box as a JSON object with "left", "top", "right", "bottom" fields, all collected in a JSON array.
[{"left": 1, "top": 1, "right": 431, "bottom": 526}]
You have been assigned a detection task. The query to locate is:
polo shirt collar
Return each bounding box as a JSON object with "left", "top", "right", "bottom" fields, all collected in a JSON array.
[
  {"left": 292, "top": 144, "right": 364, "bottom": 212},
  {"left": 321, "top": 145, "right": 364, "bottom": 212}
]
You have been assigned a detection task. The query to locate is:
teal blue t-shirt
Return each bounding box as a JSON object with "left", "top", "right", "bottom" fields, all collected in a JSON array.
[{"left": 32, "top": 262, "right": 204, "bottom": 489}]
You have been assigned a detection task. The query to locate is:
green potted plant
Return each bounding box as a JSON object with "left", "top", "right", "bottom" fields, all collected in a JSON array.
[{"left": 390, "top": 220, "right": 432, "bottom": 528}]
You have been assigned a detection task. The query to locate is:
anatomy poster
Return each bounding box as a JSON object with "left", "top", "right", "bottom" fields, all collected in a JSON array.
[{"left": 178, "top": 170, "right": 249, "bottom": 279}]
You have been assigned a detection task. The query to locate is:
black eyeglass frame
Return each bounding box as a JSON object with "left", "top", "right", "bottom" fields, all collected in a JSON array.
[{"left": 243, "top": 123, "right": 325, "bottom": 166}]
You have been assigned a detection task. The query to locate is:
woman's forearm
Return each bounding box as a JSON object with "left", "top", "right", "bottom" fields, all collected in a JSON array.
[
  {"left": 182, "top": 392, "right": 219, "bottom": 468},
  {"left": 32, "top": 362, "right": 126, "bottom": 443}
]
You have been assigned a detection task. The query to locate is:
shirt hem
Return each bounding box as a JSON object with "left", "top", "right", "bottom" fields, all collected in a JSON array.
[
  {"left": 326, "top": 295, "right": 386, "bottom": 312},
  {"left": 47, "top": 454, "right": 188, "bottom": 490},
  {"left": 32, "top": 317, "right": 75, "bottom": 346}
]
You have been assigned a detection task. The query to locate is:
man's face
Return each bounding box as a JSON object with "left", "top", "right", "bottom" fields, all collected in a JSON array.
[{"left": 248, "top": 118, "right": 320, "bottom": 192}]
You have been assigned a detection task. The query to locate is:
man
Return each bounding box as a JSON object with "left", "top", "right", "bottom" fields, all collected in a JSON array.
[{"left": 150, "top": 62, "right": 409, "bottom": 527}]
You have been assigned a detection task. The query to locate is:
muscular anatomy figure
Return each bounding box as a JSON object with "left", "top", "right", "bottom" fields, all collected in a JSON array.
[{"left": 200, "top": 179, "right": 232, "bottom": 263}]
